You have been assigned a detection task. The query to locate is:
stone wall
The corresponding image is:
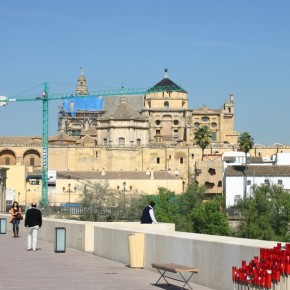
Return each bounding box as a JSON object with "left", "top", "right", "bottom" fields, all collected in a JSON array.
[{"left": 0, "top": 214, "right": 279, "bottom": 290}]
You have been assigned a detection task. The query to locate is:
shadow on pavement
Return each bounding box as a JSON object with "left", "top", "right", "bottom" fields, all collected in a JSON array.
[{"left": 151, "top": 283, "right": 191, "bottom": 289}]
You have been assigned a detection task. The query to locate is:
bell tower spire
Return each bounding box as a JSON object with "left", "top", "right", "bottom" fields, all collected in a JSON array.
[{"left": 76, "top": 67, "right": 89, "bottom": 95}]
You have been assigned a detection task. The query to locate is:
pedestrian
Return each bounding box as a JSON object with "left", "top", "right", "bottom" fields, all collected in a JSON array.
[
  {"left": 141, "top": 201, "right": 157, "bottom": 224},
  {"left": 24, "top": 202, "right": 42, "bottom": 251},
  {"left": 9, "top": 201, "right": 22, "bottom": 238}
]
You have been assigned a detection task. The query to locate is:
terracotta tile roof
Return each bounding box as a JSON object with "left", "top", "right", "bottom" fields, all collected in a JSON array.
[
  {"left": 224, "top": 156, "right": 264, "bottom": 163},
  {"left": 104, "top": 95, "right": 143, "bottom": 111},
  {"left": 76, "top": 135, "right": 96, "bottom": 144},
  {"left": 0, "top": 136, "right": 37, "bottom": 145},
  {"left": 225, "top": 165, "right": 290, "bottom": 177},
  {"left": 99, "top": 98, "right": 145, "bottom": 120},
  {"left": 49, "top": 132, "right": 78, "bottom": 142},
  {"left": 25, "top": 138, "right": 42, "bottom": 145},
  {"left": 57, "top": 170, "right": 181, "bottom": 180},
  {"left": 80, "top": 126, "right": 98, "bottom": 136},
  {"left": 249, "top": 157, "right": 264, "bottom": 163}
]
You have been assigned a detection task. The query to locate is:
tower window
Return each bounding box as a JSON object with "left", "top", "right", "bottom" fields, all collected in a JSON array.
[
  {"left": 173, "top": 130, "right": 178, "bottom": 139},
  {"left": 119, "top": 137, "right": 125, "bottom": 146},
  {"left": 30, "top": 157, "right": 35, "bottom": 166},
  {"left": 157, "top": 157, "right": 160, "bottom": 164},
  {"left": 164, "top": 101, "right": 169, "bottom": 108},
  {"left": 211, "top": 132, "right": 217, "bottom": 142},
  {"left": 201, "top": 116, "right": 209, "bottom": 122},
  {"left": 180, "top": 157, "right": 183, "bottom": 164}
]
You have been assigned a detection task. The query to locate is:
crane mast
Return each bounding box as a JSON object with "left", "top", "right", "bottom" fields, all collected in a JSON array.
[
  {"left": 1, "top": 83, "right": 185, "bottom": 207},
  {"left": 41, "top": 83, "right": 49, "bottom": 206}
]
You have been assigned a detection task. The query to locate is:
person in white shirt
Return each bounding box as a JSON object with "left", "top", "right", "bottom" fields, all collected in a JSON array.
[{"left": 141, "top": 201, "right": 157, "bottom": 224}]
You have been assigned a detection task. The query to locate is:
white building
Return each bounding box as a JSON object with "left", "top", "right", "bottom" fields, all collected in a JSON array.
[{"left": 223, "top": 152, "right": 290, "bottom": 208}]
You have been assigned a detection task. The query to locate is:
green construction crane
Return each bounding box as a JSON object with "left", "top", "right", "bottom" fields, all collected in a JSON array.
[{"left": 0, "top": 82, "right": 186, "bottom": 206}]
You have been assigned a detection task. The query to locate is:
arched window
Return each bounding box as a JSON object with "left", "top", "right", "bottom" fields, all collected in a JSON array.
[
  {"left": 103, "top": 138, "right": 107, "bottom": 145},
  {"left": 23, "top": 149, "right": 41, "bottom": 167},
  {"left": 0, "top": 149, "right": 16, "bottom": 165},
  {"left": 164, "top": 101, "right": 169, "bottom": 108},
  {"left": 137, "top": 139, "right": 141, "bottom": 146},
  {"left": 119, "top": 137, "right": 125, "bottom": 146}
]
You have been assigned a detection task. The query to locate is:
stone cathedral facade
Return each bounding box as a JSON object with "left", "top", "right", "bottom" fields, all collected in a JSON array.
[
  {"left": 58, "top": 68, "right": 238, "bottom": 146},
  {"left": 0, "top": 69, "right": 252, "bottom": 207}
]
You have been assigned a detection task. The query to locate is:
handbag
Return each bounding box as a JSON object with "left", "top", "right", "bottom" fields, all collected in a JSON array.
[{"left": 16, "top": 213, "right": 23, "bottom": 220}]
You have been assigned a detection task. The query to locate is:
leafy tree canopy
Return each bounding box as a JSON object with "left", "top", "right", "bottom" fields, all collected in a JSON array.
[{"left": 236, "top": 184, "right": 290, "bottom": 242}]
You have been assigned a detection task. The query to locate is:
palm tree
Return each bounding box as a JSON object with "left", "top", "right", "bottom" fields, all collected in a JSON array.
[
  {"left": 194, "top": 126, "right": 212, "bottom": 161},
  {"left": 238, "top": 132, "right": 254, "bottom": 199}
]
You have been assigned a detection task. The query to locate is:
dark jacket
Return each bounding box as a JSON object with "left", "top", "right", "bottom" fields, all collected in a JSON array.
[
  {"left": 141, "top": 205, "right": 152, "bottom": 224},
  {"left": 25, "top": 208, "right": 42, "bottom": 227}
]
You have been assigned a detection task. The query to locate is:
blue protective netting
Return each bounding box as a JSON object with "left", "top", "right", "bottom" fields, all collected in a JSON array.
[{"left": 63, "top": 96, "right": 104, "bottom": 116}]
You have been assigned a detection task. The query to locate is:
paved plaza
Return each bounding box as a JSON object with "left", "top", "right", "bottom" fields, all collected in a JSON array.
[{"left": 0, "top": 232, "right": 214, "bottom": 290}]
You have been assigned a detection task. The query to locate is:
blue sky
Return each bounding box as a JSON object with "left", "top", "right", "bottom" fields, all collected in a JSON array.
[{"left": 0, "top": 0, "right": 289, "bottom": 145}]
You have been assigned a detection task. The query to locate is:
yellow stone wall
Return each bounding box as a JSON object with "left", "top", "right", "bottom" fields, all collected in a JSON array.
[
  {"left": 3, "top": 165, "right": 27, "bottom": 206},
  {"left": 1, "top": 143, "right": 290, "bottom": 207}
]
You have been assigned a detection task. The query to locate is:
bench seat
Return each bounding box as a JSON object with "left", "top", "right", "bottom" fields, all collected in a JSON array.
[{"left": 152, "top": 262, "right": 199, "bottom": 289}]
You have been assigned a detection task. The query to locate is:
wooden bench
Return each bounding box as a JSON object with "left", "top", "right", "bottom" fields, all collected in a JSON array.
[{"left": 151, "top": 262, "right": 199, "bottom": 289}]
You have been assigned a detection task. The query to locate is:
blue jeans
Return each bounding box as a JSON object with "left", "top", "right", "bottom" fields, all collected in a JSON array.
[{"left": 12, "top": 219, "right": 20, "bottom": 230}]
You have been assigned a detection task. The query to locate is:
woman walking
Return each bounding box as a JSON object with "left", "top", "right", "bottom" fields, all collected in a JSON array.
[{"left": 9, "top": 201, "right": 22, "bottom": 238}]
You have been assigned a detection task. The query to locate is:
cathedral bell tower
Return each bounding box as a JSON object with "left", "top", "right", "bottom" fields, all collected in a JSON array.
[{"left": 76, "top": 67, "right": 89, "bottom": 96}]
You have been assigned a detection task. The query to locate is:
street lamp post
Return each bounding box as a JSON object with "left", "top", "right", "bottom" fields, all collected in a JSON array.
[
  {"left": 123, "top": 181, "right": 126, "bottom": 213},
  {"left": 62, "top": 183, "right": 71, "bottom": 206},
  {"left": 68, "top": 183, "right": 71, "bottom": 205}
]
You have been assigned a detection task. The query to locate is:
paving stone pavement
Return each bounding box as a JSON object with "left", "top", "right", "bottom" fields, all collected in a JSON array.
[{"left": 0, "top": 232, "right": 214, "bottom": 290}]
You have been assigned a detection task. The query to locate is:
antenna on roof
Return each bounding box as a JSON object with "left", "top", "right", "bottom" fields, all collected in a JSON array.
[
  {"left": 164, "top": 68, "right": 168, "bottom": 78},
  {"left": 120, "top": 83, "right": 125, "bottom": 103}
]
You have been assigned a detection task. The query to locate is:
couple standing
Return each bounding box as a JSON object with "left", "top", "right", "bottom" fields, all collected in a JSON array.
[{"left": 10, "top": 201, "right": 42, "bottom": 251}]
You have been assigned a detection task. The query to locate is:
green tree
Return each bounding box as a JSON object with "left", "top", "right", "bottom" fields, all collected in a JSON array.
[
  {"left": 79, "top": 181, "right": 123, "bottom": 221},
  {"left": 191, "top": 196, "right": 232, "bottom": 236},
  {"left": 125, "top": 190, "right": 149, "bottom": 221},
  {"left": 238, "top": 132, "right": 254, "bottom": 199},
  {"left": 194, "top": 126, "right": 212, "bottom": 160},
  {"left": 178, "top": 183, "right": 205, "bottom": 214},
  {"left": 236, "top": 184, "right": 290, "bottom": 242},
  {"left": 150, "top": 187, "right": 180, "bottom": 223}
]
